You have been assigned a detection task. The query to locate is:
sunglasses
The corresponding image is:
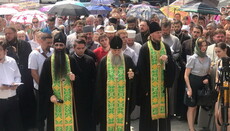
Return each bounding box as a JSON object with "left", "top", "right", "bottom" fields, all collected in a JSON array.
[{"left": 32, "top": 21, "right": 38, "bottom": 24}]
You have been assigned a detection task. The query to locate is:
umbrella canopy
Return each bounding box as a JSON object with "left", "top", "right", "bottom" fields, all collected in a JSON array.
[
  {"left": 39, "top": 4, "right": 54, "bottom": 12},
  {"left": 127, "top": 4, "right": 165, "bottom": 20},
  {"left": 90, "top": 0, "right": 114, "bottom": 5},
  {"left": 48, "top": 4, "right": 90, "bottom": 16},
  {"left": 218, "top": 0, "right": 230, "bottom": 8},
  {"left": 86, "top": 5, "right": 112, "bottom": 15},
  {"left": 0, "top": 3, "right": 23, "bottom": 11},
  {"left": 11, "top": 10, "right": 47, "bottom": 24},
  {"left": 40, "top": 1, "right": 85, "bottom": 12},
  {"left": 160, "top": 0, "right": 189, "bottom": 18},
  {"left": 0, "top": 8, "right": 18, "bottom": 15},
  {"left": 55, "top": 1, "right": 85, "bottom": 7},
  {"left": 179, "top": 2, "right": 221, "bottom": 15}
]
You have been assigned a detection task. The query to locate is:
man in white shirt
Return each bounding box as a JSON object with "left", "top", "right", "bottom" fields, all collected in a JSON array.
[
  {"left": 28, "top": 33, "right": 53, "bottom": 94},
  {"left": 0, "top": 41, "right": 22, "bottom": 131},
  {"left": 126, "top": 30, "right": 142, "bottom": 56},
  {"left": 66, "top": 20, "right": 84, "bottom": 54}
]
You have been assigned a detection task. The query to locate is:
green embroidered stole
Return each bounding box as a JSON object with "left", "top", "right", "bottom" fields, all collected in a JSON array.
[
  {"left": 51, "top": 54, "right": 75, "bottom": 131},
  {"left": 106, "top": 53, "right": 126, "bottom": 131},
  {"left": 147, "top": 40, "right": 168, "bottom": 120}
]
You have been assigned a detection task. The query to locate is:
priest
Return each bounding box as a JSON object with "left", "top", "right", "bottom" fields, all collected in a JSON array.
[
  {"left": 137, "top": 22, "right": 175, "bottom": 131},
  {"left": 38, "top": 32, "right": 81, "bottom": 131},
  {"left": 95, "top": 36, "right": 136, "bottom": 131}
]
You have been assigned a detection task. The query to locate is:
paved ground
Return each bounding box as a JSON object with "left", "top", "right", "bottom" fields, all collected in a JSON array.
[{"left": 130, "top": 118, "right": 190, "bottom": 131}]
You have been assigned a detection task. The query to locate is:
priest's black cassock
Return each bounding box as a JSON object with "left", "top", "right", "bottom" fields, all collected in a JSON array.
[
  {"left": 72, "top": 54, "right": 96, "bottom": 131},
  {"left": 6, "top": 39, "right": 36, "bottom": 129},
  {"left": 95, "top": 54, "right": 136, "bottom": 131},
  {"left": 137, "top": 40, "right": 175, "bottom": 131},
  {"left": 38, "top": 56, "right": 81, "bottom": 131}
]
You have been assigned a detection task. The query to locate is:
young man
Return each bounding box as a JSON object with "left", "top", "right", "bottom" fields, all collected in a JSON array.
[
  {"left": 0, "top": 41, "right": 22, "bottom": 131},
  {"left": 72, "top": 39, "right": 96, "bottom": 131},
  {"left": 93, "top": 34, "right": 110, "bottom": 62}
]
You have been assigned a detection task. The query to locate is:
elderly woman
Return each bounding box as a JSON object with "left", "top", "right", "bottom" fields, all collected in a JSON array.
[{"left": 184, "top": 37, "right": 211, "bottom": 131}]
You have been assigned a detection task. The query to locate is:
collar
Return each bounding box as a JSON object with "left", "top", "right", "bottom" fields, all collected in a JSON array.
[
  {"left": 0, "top": 56, "right": 10, "bottom": 64},
  {"left": 74, "top": 52, "right": 84, "bottom": 58},
  {"left": 39, "top": 46, "right": 52, "bottom": 54}
]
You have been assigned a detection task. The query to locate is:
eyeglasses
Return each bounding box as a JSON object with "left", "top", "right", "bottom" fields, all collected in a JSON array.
[
  {"left": 54, "top": 44, "right": 65, "bottom": 47},
  {"left": 32, "top": 21, "right": 38, "bottom": 24}
]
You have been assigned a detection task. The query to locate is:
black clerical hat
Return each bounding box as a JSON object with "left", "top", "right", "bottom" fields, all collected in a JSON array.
[
  {"left": 110, "top": 36, "right": 122, "bottom": 49},
  {"left": 149, "top": 22, "right": 161, "bottom": 34},
  {"left": 83, "top": 25, "right": 94, "bottom": 33},
  {"left": 53, "top": 32, "right": 66, "bottom": 45},
  {"left": 109, "top": 17, "right": 117, "bottom": 24}
]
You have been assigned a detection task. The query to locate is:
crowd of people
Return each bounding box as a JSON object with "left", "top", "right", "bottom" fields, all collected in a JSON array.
[{"left": 0, "top": 1, "right": 230, "bottom": 131}]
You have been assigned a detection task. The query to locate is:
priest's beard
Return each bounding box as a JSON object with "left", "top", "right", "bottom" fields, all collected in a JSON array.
[
  {"left": 54, "top": 49, "right": 67, "bottom": 80},
  {"left": 111, "top": 53, "right": 123, "bottom": 66}
]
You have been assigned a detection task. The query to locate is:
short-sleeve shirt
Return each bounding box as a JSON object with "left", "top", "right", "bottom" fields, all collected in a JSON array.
[
  {"left": 186, "top": 54, "right": 211, "bottom": 76},
  {"left": 28, "top": 47, "right": 54, "bottom": 90}
]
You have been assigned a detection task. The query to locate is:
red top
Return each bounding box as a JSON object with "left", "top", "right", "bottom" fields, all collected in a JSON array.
[{"left": 93, "top": 47, "right": 109, "bottom": 62}]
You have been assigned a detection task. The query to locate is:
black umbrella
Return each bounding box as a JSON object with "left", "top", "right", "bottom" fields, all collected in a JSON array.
[
  {"left": 48, "top": 4, "right": 90, "bottom": 16},
  {"left": 179, "top": 2, "right": 220, "bottom": 15}
]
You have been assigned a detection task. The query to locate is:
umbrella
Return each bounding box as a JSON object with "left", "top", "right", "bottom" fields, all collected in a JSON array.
[
  {"left": 179, "top": 2, "right": 221, "bottom": 15},
  {"left": 0, "top": 8, "right": 18, "bottom": 15},
  {"left": 0, "top": 3, "right": 23, "bottom": 11},
  {"left": 11, "top": 10, "right": 47, "bottom": 24},
  {"left": 40, "top": 1, "right": 85, "bottom": 12},
  {"left": 160, "top": 0, "right": 189, "bottom": 18},
  {"left": 218, "top": 0, "right": 230, "bottom": 8},
  {"left": 86, "top": 5, "right": 112, "bottom": 15},
  {"left": 39, "top": 4, "right": 54, "bottom": 12},
  {"left": 127, "top": 4, "right": 165, "bottom": 20},
  {"left": 55, "top": 1, "right": 85, "bottom": 7},
  {"left": 48, "top": 4, "right": 90, "bottom": 16},
  {"left": 90, "top": 0, "right": 114, "bottom": 5}
]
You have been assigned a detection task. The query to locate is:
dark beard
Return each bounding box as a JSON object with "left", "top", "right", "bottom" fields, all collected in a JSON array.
[
  {"left": 54, "top": 49, "right": 67, "bottom": 80},
  {"left": 175, "top": 30, "right": 181, "bottom": 34}
]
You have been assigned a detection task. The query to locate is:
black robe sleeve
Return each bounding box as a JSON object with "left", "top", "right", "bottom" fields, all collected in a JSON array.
[
  {"left": 38, "top": 58, "right": 53, "bottom": 128},
  {"left": 164, "top": 43, "right": 176, "bottom": 88}
]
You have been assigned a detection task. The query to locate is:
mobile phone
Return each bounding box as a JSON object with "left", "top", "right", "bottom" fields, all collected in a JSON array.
[{"left": 57, "top": 99, "right": 64, "bottom": 103}]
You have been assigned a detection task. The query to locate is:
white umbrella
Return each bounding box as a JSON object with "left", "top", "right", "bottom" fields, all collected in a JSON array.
[
  {"left": 0, "top": 8, "right": 18, "bottom": 15},
  {"left": 11, "top": 10, "right": 47, "bottom": 24},
  {"left": 55, "top": 1, "right": 85, "bottom": 7}
]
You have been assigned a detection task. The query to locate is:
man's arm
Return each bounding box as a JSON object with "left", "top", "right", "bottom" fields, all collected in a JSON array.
[{"left": 31, "top": 69, "right": 39, "bottom": 84}]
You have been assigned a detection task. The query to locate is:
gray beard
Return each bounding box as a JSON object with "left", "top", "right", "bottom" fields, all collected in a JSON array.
[{"left": 111, "top": 55, "right": 122, "bottom": 66}]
